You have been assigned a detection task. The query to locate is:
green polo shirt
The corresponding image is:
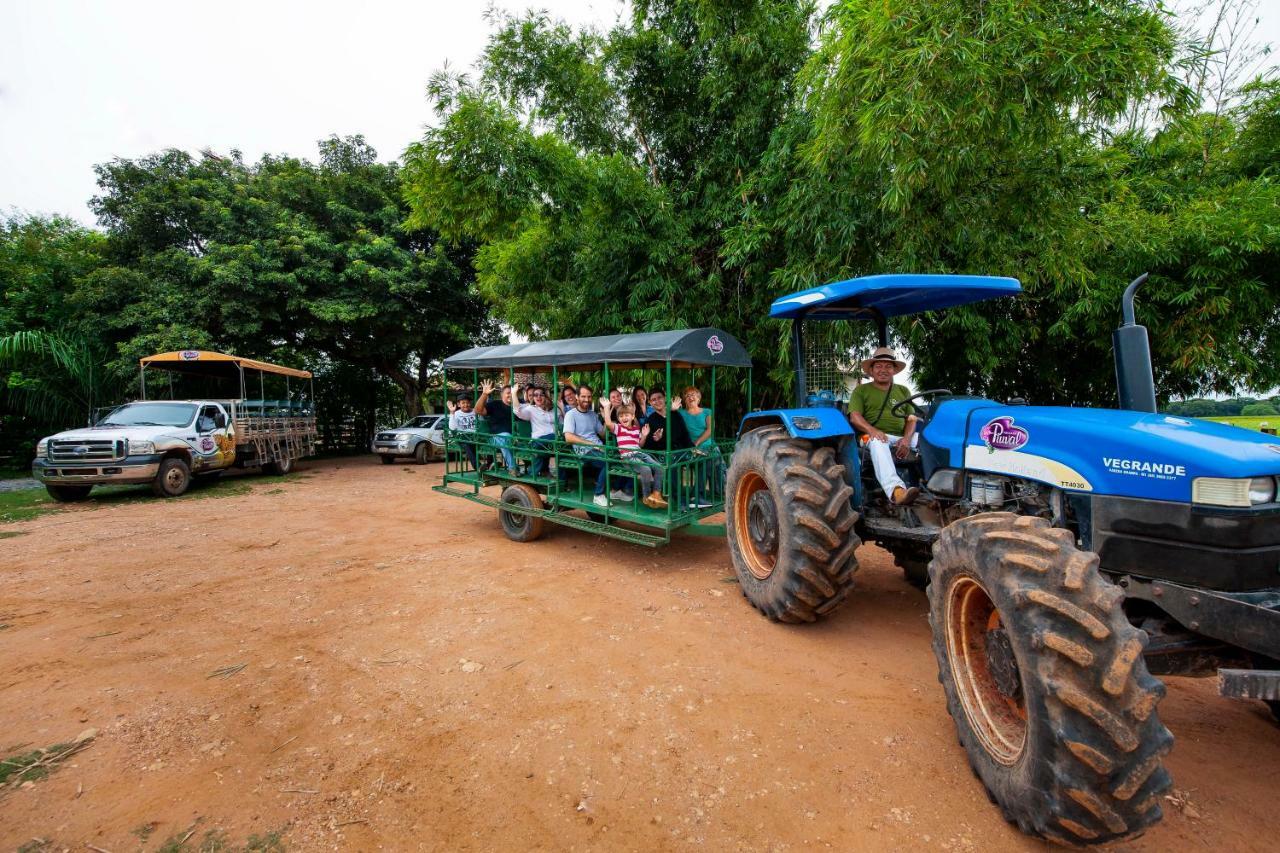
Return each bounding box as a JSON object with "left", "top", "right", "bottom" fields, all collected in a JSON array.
[{"left": 849, "top": 382, "right": 914, "bottom": 436}]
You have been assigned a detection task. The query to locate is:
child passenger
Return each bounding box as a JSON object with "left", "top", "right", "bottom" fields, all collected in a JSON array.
[
  {"left": 601, "top": 401, "right": 668, "bottom": 509},
  {"left": 446, "top": 393, "right": 479, "bottom": 471}
]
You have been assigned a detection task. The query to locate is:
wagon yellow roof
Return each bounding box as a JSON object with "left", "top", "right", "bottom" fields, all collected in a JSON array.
[{"left": 140, "top": 351, "right": 312, "bottom": 379}]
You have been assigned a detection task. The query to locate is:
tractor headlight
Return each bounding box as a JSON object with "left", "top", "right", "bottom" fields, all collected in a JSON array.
[
  {"left": 36, "top": 439, "right": 49, "bottom": 457},
  {"left": 1192, "top": 476, "right": 1277, "bottom": 507},
  {"left": 1248, "top": 476, "right": 1277, "bottom": 505},
  {"left": 127, "top": 439, "right": 155, "bottom": 455}
]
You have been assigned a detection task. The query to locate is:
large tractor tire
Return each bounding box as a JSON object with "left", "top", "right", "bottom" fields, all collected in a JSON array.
[
  {"left": 726, "top": 426, "right": 859, "bottom": 623},
  {"left": 499, "top": 483, "right": 545, "bottom": 542},
  {"left": 45, "top": 484, "right": 93, "bottom": 502},
  {"left": 927, "top": 513, "right": 1172, "bottom": 845}
]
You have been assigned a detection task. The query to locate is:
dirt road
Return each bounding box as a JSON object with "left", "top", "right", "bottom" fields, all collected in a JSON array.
[{"left": 1, "top": 458, "right": 1276, "bottom": 850}]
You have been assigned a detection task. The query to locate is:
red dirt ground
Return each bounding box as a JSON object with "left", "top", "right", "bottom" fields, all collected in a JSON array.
[{"left": 1, "top": 457, "right": 1276, "bottom": 851}]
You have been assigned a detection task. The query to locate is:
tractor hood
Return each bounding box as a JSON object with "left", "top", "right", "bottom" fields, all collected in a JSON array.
[{"left": 925, "top": 399, "right": 1280, "bottom": 501}]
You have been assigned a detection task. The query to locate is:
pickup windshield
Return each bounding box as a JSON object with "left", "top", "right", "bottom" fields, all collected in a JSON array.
[
  {"left": 98, "top": 403, "right": 197, "bottom": 428},
  {"left": 403, "top": 416, "right": 440, "bottom": 429}
]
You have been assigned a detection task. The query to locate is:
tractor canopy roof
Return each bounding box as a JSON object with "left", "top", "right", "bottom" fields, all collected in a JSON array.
[
  {"left": 443, "top": 328, "right": 751, "bottom": 370},
  {"left": 769, "top": 274, "right": 1022, "bottom": 320}
]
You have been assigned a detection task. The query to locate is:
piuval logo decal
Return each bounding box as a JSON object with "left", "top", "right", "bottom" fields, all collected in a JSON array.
[
  {"left": 706, "top": 335, "right": 724, "bottom": 355},
  {"left": 980, "top": 416, "right": 1029, "bottom": 453},
  {"left": 180, "top": 350, "right": 201, "bottom": 360}
]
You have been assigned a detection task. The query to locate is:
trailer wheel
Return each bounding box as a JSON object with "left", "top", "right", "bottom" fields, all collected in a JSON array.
[
  {"left": 263, "top": 454, "right": 293, "bottom": 476},
  {"left": 726, "top": 426, "right": 858, "bottom": 623},
  {"left": 927, "top": 513, "right": 1172, "bottom": 845},
  {"left": 499, "top": 483, "right": 545, "bottom": 542},
  {"left": 45, "top": 484, "right": 92, "bottom": 502},
  {"left": 152, "top": 457, "right": 191, "bottom": 497}
]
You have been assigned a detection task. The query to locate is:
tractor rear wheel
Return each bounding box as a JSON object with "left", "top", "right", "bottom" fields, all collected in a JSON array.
[
  {"left": 726, "top": 426, "right": 859, "bottom": 623},
  {"left": 927, "top": 513, "right": 1172, "bottom": 845},
  {"left": 499, "top": 483, "right": 545, "bottom": 542}
]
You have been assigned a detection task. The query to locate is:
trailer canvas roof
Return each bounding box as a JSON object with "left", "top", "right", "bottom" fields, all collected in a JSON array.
[
  {"left": 443, "top": 328, "right": 752, "bottom": 370},
  {"left": 139, "top": 350, "right": 312, "bottom": 380}
]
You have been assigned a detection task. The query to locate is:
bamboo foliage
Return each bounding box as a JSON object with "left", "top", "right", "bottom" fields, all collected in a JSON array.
[{"left": 0, "top": 329, "right": 118, "bottom": 429}]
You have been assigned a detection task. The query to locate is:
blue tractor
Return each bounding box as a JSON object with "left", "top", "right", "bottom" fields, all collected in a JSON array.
[{"left": 725, "top": 273, "right": 1280, "bottom": 845}]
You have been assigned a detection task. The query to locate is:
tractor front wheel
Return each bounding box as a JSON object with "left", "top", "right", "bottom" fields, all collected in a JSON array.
[
  {"left": 927, "top": 513, "right": 1172, "bottom": 845},
  {"left": 726, "top": 426, "right": 859, "bottom": 623}
]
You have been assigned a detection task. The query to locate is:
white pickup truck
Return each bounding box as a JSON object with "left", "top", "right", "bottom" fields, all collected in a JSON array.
[
  {"left": 31, "top": 350, "right": 318, "bottom": 501},
  {"left": 371, "top": 414, "right": 446, "bottom": 464},
  {"left": 33, "top": 398, "right": 315, "bottom": 500}
]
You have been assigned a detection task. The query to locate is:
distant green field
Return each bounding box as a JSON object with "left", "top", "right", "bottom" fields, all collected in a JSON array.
[{"left": 1204, "top": 416, "right": 1279, "bottom": 432}]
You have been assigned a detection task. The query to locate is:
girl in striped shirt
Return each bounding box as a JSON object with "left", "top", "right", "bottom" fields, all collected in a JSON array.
[{"left": 601, "top": 401, "right": 668, "bottom": 509}]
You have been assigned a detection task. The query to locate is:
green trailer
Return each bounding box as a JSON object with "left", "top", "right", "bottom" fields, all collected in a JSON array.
[{"left": 433, "top": 328, "right": 752, "bottom": 547}]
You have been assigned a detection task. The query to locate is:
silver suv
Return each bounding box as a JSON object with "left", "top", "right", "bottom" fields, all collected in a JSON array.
[{"left": 372, "top": 414, "right": 445, "bottom": 464}]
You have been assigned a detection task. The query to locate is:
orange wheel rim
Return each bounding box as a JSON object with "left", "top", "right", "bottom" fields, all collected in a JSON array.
[
  {"left": 734, "top": 471, "right": 777, "bottom": 580},
  {"left": 944, "top": 576, "right": 1027, "bottom": 765}
]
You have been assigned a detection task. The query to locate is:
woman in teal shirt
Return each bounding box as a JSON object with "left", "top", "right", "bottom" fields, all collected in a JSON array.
[{"left": 673, "top": 386, "right": 721, "bottom": 508}]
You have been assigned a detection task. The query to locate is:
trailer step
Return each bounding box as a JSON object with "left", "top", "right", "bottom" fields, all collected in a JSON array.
[{"left": 433, "top": 484, "right": 668, "bottom": 547}]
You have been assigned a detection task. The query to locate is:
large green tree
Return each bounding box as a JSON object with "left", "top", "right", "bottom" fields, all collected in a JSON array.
[
  {"left": 87, "top": 135, "right": 496, "bottom": 414},
  {"left": 733, "top": 0, "right": 1279, "bottom": 404},
  {"left": 409, "top": 0, "right": 1278, "bottom": 407},
  {"left": 403, "top": 0, "right": 814, "bottom": 404}
]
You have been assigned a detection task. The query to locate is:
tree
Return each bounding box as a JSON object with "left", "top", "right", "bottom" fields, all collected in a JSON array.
[
  {"left": 0, "top": 329, "right": 123, "bottom": 429},
  {"left": 727, "top": 0, "right": 1279, "bottom": 405},
  {"left": 403, "top": 1, "right": 815, "bottom": 406},
  {"left": 1241, "top": 402, "right": 1278, "bottom": 416},
  {"left": 87, "top": 136, "right": 497, "bottom": 414}
]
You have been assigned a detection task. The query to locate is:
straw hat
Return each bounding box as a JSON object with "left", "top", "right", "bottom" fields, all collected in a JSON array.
[{"left": 860, "top": 346, "right": 907, "bottom": 377}]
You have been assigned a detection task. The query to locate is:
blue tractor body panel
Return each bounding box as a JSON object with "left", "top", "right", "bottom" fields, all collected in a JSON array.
[
  {"left": 739, "top": 408, "right": 854, "bottom": 440},
  {"left": 923, "top": 399, "right": 1280, "bottom": 502}
]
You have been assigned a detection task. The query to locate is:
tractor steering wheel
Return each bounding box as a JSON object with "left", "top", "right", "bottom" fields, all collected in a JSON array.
[{"left": 891, "top": 388, "right": 954, "bottom": 421}]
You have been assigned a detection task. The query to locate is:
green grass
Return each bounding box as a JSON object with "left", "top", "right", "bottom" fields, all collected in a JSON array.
[
  {"left": 157, "top": 827, "right": 286, "bottom": 852},
  {"left": 0, "top": 739, "right": 89, "bottom": 786},
  {"left": 0, "top": 474, "right": 266, "bottom": 525},
  {"left": 1205, "top": 416, "right": 1280, "bottom": 432}
]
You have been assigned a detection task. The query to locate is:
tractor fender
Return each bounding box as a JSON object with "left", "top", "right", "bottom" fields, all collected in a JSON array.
[{"left": 738, "top": 408, "right": 854, "bottom": 440}]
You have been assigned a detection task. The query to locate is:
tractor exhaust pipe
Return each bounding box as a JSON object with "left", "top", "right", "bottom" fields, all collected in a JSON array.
[{"left": 1113, "top": 273, "right": 1157, "bottom": 413}]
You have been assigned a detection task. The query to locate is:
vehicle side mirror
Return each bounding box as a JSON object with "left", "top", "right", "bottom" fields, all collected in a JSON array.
[{"left": 214, "top": 412, "right": 228, "bottom": 428}]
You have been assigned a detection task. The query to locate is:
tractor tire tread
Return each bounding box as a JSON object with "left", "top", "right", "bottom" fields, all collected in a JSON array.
[
  {"left": 926, "top": 512, "right": 1172, "bottom": 845},
  {"left": 726, "top": 426, "right": 858, "bottom": 623}
]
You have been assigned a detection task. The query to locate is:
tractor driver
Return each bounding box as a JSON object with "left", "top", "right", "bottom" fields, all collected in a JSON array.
[{"left": 847, "top": 347, "right": 920, "bottom": 506}]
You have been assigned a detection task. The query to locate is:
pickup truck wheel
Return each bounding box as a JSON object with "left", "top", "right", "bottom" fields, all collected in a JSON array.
[
  {"left": 380, "top": 455, "right": 398, "bottom": 465},
  {"left": 152, "top": 457, "right": 192, "bottom": 497},
  {"left": 726, "top": 426, "right": 858, "bottom": 623},
  {"left": 499, "top": 483, "right": 545, "bottom": 542},
  {"left": 45, "top": 484, "right": 92, "bottom": 502},
  {"left": 415, "top": 442, "right": 430, "bottom": 464},
  {"left": 927, "top": 513, "right": 1172, "bottom": 845}
]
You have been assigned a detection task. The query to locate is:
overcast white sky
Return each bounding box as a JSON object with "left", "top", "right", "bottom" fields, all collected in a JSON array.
[
  {"left": 1, "top": 1, "right": 1275, "bottom": 228},
  {"left": 0, "top": 0, "right": 624, "bottom": 226}
]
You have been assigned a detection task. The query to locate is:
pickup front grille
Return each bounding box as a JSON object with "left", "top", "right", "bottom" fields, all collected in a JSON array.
[
  {"left": 376, "top": 433, "right": 397, "bottom": 442},
  {"left": 49, "top": 438, "right": 124, "bottom": 463}
]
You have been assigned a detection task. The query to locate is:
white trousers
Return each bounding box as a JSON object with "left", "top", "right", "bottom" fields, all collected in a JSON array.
[{"left": 865, "top": 433, "right": 918, "bottom": 496}]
